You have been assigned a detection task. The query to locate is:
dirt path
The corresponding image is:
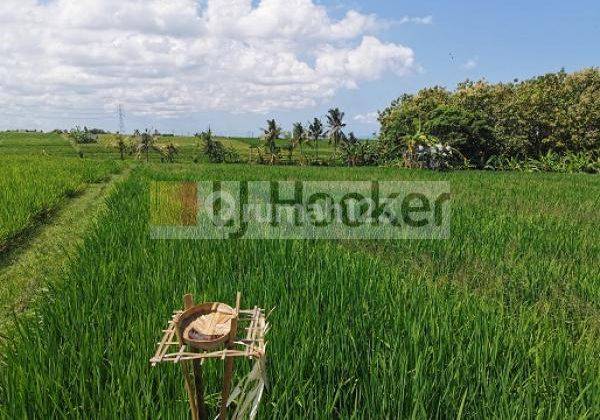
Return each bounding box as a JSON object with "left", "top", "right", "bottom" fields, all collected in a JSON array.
[{"left": 0, "top": 166, "right": 131, "bottom": 324}]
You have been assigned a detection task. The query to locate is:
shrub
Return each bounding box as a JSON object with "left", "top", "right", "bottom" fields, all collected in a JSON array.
[{"left": 68, "top": 127, "right": 98, "bottom": 144}]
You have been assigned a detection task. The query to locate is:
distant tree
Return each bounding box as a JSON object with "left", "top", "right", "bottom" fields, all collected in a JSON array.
[
  {"left": 158, "top": 142, "right": 179, "bottom": 163},
  {"left": 88, "top": 128, "right": 108, "bottom": 134},
  {"left": 292, "top": 122, "right": 306, "bottom": 153},
  {"left": 69, "top": 126, "right": 97, "bottom": 144},
  {"left": 262, "top": 119, "right": 282, "bottom": 165},
  {"left": 378, "top": 87, "right": 451, "bottom": 160},
  {"left": 308, "top": 118, "right": 324, "bottom": 161},
  {"left": 400, "top": 121, "right": 436, "bottom": 168},
  {"left": 136, "top": 130, "right": 155, "bottom": 162},
  {"left": 326, "top": 108, "right": 346, "bottom": 153},
  {"left": 341, "top": 132, "right": 359, "bottom": 166},
  {"left": 202, "top": 129, "right": 222, "bottom": 162},
  {"left": 283, "top": 142, "right": 295, "bottom": 164},
  {"left": 292, "top": 122, "right": 308, "bottom": 163},
  {"left": 379, "top": 68, "right": 600, "bottom": 169},
  {"left": 424, "top": 105, "right": 496, "bottom": 168},
  {"left": 115, "top": 133, "right": 127, "bottom": 160},
  {"left": 196, "top": 128, "right": 235, "bottom": 163},
  {"left": 345, "top": 132, "right": 358, "bottom": 145}
]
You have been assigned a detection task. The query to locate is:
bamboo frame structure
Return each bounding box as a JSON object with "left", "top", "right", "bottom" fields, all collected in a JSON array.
[{"left": 150, "top": 293, "right": 268, "bottom": 420}]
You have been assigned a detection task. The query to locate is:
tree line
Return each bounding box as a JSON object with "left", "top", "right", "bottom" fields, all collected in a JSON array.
[
  {"left": 65, "top": 68, "right": 599, "bottom": 173},
  {"left": 244, "top": 68, "right": 599, "bottom": 172},
  {"left": 378, "top": 68, "right": 599, "bottom": 172}
]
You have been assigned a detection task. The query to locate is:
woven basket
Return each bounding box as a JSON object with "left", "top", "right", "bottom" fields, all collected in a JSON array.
[{"left": 177, "top": 302, "right": 236, "bottom": 350}]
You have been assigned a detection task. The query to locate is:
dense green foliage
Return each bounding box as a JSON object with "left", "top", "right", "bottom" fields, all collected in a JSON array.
[
  {"left": 379, "top": 68, "right": 600, "bottom": 169},
  {"left": 1, "top": 164, "right": 598, "bottom": 418}
]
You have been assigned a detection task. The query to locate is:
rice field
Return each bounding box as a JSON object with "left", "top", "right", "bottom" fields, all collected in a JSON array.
[
  {"left": 0, "top": 156, "right": 122, "bottom": 250},
  {"left": 1, "top": 160, "right": 598, "bottom": 418},
  {"left": 0, "top": 131, "right": 337, "bottom": 164},
  {"left": 0, "top": 132, "right": 76, "bottom": 157}
]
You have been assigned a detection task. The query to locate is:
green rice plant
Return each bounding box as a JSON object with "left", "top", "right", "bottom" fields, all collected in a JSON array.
[
  {"left": 0, "top": 132, "right": 76, "bottom": 157},
  {"left": 0, "top": 156, "right": 123, "bottom": 250},
  {"left": 1, "top": 164, "right": 598, "bottom": 418},
  {"left": 485, "top": 152, "right": 600, "bottom": 174}
]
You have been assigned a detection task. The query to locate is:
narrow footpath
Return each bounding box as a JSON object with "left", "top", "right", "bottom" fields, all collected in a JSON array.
[{"left": 0, "top": 166, "right": 131, "bottom": 326}]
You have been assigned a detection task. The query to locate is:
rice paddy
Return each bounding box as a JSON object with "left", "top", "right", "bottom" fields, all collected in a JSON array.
[
  {"left": 0, "top": 155, "right": 122, "bottom": 250},
  {"left": 0, "top": 134, "right": 599, "bottom": 418}
]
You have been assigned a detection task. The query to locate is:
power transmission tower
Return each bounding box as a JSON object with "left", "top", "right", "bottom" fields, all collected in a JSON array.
[{"left": 118, "top": 104, "right": 125, "bottom": 134}]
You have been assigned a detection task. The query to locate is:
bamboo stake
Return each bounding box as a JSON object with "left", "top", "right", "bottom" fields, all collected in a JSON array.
[
  {"left": 219, "top": 292, "right": 241, "bottom": 420},
  {"left": 176, "top": 294, "right": 199, "bottom": 420},
  {"left": 184, "top": 294, "right": 208, "bottom": 420}
]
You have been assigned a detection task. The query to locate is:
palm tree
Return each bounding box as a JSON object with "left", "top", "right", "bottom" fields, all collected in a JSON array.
[
  {"left": 341, "top": 132, "right": 361, "bottom": 166},
  {"left": 308, "top": 118, "right": 324, "bottom": 161},
  {"left": 262, "top": 119, "right": 281, "bottom": 165},
  {"left": 292, "top": 122, "right": 307, "bottom": 162},
  {"left": 326, "top": 108, "right": 346, "bottom": 153}
]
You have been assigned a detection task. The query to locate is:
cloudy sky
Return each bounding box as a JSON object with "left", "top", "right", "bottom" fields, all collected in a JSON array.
[{"left": 0, "top": 0, "right": 598, "bottom": 136}]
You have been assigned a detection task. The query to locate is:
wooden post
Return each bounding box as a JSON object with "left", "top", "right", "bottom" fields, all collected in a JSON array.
[
  {"left": 183, "top": 294, "right": 208, "bottom": 420},
  {"left": 219, "top": 292, "right": 241, "bottom": 420},
  {"left": 174, "top": 294, "right": 199, "bottom": 420}
]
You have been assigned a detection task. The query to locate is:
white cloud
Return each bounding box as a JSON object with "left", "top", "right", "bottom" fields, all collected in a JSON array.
[
  {"left": 398, "top": 15, "right": 433, "bottom": 25},
  {"left": 354, "top": 112, "right": 379, "bottom": 124},
  {"left": 0, "top": 0, "right": 417, "bottom": 123},
  {"left": 463, "top": 58, "right": 478, "bottom": 70}
]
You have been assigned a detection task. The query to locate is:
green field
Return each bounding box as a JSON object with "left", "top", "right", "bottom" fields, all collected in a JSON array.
[
  {"left": 0, "top": 155, "right": 122, "bottom": 249},
  {"left": 0, "top": 132, "right": 76, "bottom": 157},
  {"left": 81, "top": 134, "right": 337, "bottom": 163},
  {"left": 0, "top": 131, "right": 338, "bottom": 164},
  {"left": 0, "top": 134, "right": 599, "bottom": 418}
]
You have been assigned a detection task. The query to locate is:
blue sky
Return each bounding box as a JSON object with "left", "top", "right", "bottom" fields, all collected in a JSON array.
[
  {"left": 1, "top": 0, "right": 598, "bottom": 136},
  {"left": 305, "top": 0, "right": 600, "bottom": 136}
]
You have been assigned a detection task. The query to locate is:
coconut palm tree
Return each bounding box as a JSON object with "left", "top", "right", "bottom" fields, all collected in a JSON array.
[
  {"left": 308, "top": 118, "right": 324, "bottom": 161},
  {"left": 326, "top": 108, "right": 346, "bottom": 153},
  {"left": 262, "top": 119, "right": 282, "bottom": 165},
  {"left": 292, "top": 122, "right": 307, "bottom": 162}
]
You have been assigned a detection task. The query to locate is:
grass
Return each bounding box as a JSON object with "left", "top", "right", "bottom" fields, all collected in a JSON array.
[
  {"left": 0, "top": 132, "right": 76, "bottom": 157},
  {"left": 0, "top": 155, "right": 123, "bottom": 251},
  {"left": 0, "top": 161, "right": 598, "bottom": 418},
  {"left": 1, "top": 131, "right": 338, "bottom": 164},
  {"left": 0, "top": 168, "right": 130, "bottom": 320}
]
